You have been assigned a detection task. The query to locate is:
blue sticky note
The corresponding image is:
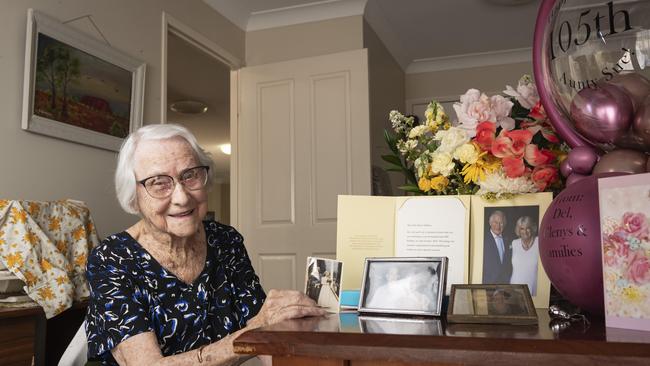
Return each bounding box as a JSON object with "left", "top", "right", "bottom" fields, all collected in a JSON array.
[{"left": 340, "top": 290, "right": 360, "bottom": 308}]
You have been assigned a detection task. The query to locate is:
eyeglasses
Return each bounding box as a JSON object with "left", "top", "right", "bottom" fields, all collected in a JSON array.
[{"left": 137, "top": 166, "right": 209, "bottom": 199}]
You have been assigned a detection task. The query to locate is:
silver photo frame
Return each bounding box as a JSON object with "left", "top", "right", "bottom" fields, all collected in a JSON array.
[{"left": 358, "top": 257, "right": 447, "bottom": 316}]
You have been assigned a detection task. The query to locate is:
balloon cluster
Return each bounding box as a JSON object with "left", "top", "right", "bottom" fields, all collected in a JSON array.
[{"left": 560, "top": 74, "right": 650, "bottom": 185}]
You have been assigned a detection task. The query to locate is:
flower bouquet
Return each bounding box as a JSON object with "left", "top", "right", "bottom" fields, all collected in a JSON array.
[{"left": 383, "top": 75, "right": 568, "bottom": 199}]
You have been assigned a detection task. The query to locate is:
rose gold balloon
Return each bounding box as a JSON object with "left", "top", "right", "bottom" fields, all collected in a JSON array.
[
  {"left": 592, "top": 149, "right": 648, "bottom": 174},
  {"left": 570, "top": 84, "right": 633, "bottom": 144},
  {"left": 609, "top": 73, "right": 650, "bottom": 112},
  {"left": 633, "top": 96, "right": 650, "bottom": 148}
]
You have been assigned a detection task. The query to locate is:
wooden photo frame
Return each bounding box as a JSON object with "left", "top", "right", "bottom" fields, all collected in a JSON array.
[
  {"left": 21, "top": 9, "right": 146, "bottom": 151},
  {"left": 470, "top": 193, "right": 553, "bottom": 308},
  {"left": 447, "top": 284, "right": 538, "bottom": 325},
  {"left": 358, "top": 257, "right": 447, "bottom": 316}
]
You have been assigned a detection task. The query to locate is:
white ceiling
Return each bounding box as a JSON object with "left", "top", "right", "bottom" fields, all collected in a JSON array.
[{"left": 204, "top": 0, "right": 541, "bottom": 71}]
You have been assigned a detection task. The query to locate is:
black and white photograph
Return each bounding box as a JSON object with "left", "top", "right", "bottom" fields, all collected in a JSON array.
[
  {"left": 447, "top": 284, "right": 537, "bottom": 325},
  {"left": 305, "top": 257, "right": 343, "bottom": 312},
  {"left": 482, "top": 205, "right": 539, "bottom": 295},
  {"left": 359, "top": 257, "right": 447, "bottom": 316}
]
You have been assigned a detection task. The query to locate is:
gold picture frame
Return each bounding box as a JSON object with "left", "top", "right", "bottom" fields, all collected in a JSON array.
[
  {"left": 447, "top": 284, "right": 538, "bottom": 325},
  {"left": 470, "top": 192, "right": 553, "bottom": 308}
]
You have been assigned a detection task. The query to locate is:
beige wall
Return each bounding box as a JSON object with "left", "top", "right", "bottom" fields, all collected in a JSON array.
[
  {"left": 245, "top": 16, "right": 363, "bottom": 66},
  {"left": 0, "top": 0, "right": 243, "bottom": 238},
  {"left": 363, "top": 20, "right": 405, "bottom": 196},
  {"left": 405, "top": 61, "right": 533, "bottom": 101}
]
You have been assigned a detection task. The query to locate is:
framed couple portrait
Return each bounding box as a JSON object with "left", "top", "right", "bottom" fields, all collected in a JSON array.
[
  {"left": 447, "top": 284, "right": 538, "bottom": 325},
  {"left": 358, "top": 257, "right": 448, "bottom": 316},
  {"left": 470, "top": 192, "right": 553, "bottom": 308}
]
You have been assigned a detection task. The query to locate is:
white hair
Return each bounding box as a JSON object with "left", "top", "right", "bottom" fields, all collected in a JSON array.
[{"left": 115, "top": 123, "right": 215, "bottom": 214}]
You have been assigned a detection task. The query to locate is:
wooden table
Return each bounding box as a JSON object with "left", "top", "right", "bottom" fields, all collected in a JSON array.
[
  {"left": 233, "top": 309, "right": 650, "bottom": 365},
  {"left": 0, "top": 302, "right": 87, "bottom": 366}
]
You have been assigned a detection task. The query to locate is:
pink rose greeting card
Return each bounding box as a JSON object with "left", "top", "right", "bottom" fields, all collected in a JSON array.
[{"left": 598, "top": 173, "right": 650, "bottom": 331}]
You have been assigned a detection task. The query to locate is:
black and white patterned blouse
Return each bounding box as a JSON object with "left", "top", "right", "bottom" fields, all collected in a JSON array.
[{"left": 85, "top": 221, "right": 265, "bottom": 365}]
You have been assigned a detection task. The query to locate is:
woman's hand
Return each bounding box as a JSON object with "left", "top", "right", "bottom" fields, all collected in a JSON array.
[{"left": 247, "top": 289, "right": 327, "bottom": 329}]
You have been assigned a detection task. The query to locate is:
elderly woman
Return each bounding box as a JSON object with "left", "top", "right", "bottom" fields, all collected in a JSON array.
[
  {"left": 509, "top": 216, "right": 539, "bottom": 295},
  {"left": 85, "top": 124, "right": 325, "bottom": 365}
]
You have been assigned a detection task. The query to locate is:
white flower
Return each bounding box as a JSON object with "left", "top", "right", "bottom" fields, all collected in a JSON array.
[
  {"left": 453, "top": 143, "right": 479, "bottom": 164},
  {"left": 408, "top": 125, "right": 429, "bottom": 139},
  {"left": 453, "top": 89, "right": 514, "bottom": 137},
  {"left": 503, "top": 75, "right": 539, "bottom": 109},
  {"left": 414, "top": 156, "right": 428, "bottom": 178},
  {"left": 389, "top": 110, "right": 404, "bottom": 128},
  {"left": 429, "top": 152, "right": 455, "bottom": 177},
  {"left": 434, "top": 127, "right": 469, "bottom": 154},
  {"left": 476, "top": 169, "right": 538, "bottom": 197},
  {"left": 398, "top": 139, "right": 418, "bottom": 153}
]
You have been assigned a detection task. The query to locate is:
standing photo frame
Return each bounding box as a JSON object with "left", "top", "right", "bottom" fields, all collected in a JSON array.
[
  {"left": 447, "top": 284, "right": 538, "bottom": 325},
  {"left": 358, "top": 257, "right": 447, "bottom": 316},
  {"left": 305, "top": 257, "right": 343, "bottom": 313},
  {"left": 21, "top": 9, "right": 146, "bottom": 151},
  {"left": 470, "top": 193, "right": 553, "bottom": 308}
]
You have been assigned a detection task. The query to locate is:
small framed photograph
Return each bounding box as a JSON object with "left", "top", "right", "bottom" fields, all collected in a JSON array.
[
  {"left": 447, "top": 284, "right": 538, "bottom": 325},
  {"left": 358, "top": 257, "right": 447, "bottom": 316},
  {"left": 305, "top": 257, "right": 343, "bottom": 312},
  {"left": 470, "top": 192, "right": 553, "bottom": 308},
  {"left": 21, "top": 9, "right": 146, "bottom": 151},
  {"left": 598, "top": 173, "right": 650, "bottom": 331},
  {"left": 359, "top": 315, "right": 443, "bottom": 336}
]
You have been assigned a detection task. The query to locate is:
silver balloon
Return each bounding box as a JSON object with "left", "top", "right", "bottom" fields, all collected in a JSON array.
[{"left": 592, "top": 149, "right": 648, "bottom": 174}]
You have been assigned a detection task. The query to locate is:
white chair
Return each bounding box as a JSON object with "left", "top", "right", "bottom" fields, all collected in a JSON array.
[{"left": 58, "top": 320, "right": 87, "bottom": 366}]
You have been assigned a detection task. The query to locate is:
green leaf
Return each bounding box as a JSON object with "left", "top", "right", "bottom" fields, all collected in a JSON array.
[
  {"left": 398, "top": 185, "right": 423, "bottom": 194},
  {"left": 381, "top": 154, "right": 403, "bottom": 166}
]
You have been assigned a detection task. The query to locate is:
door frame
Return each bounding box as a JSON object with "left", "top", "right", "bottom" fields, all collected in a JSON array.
[{"left": 160, "top": 12, "right": 243, "bottom": 226}]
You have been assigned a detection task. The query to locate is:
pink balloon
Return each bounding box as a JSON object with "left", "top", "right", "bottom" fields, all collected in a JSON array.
[
  {"left": 540, "top": 175, "right": 603, "bottom": 314},
  {"left": 633, "top": 96, "right": 650, "bottom": 147},
  {"left": 592, "top": 149, "right": 648, "bottom": 175},
  {"left": 566, "top": 146, "right": 599, "bottom": 175},
  {"left": 565, "top": 173, "right": 588, "bottom": 186},
  {"left": 609, "top": 73, "right": 650, "bottom": 112},
  {"left": 559, "top": 159, "right": 573, "bottom": 178},
  {"left": 570, "top": 84, "right": 633, "bottom": 144}
]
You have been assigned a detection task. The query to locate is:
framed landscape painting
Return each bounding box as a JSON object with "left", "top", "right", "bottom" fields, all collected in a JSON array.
[{"left": 21, "top": 9, "right": 146, "bottom": 151}]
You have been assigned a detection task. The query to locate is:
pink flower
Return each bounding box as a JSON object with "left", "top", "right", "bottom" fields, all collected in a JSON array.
[
  {"left": 531, "top": 165, "right": 558, "bottom": 191},
  {"left": 528, "top": 101, "right": 546, "bottom": 120},
  {"left": 608, "top": 232, "right": 630, "bottom": 258},
  {"left": 454, "top": 89, "right": 514, "bottom": 137},
  {"left": 474, "top": 121, "right": 496, "bottom": 151},
  {"left": 503, "top": 156, "right": 526, "bottom": 178},
  {"left": 627, "top": 250, "right": 650, "bottom": 284},
  {"left": 604, "top": 249, "right": 619, "bottom": 266},
  {"left": 491, "top": 130, "right": 533, "bottom": 159},
  {"left": 524, "top": 145, "right": 555, "bottom": 167},
  {"left": 622, "top": 212, "right": 649, "bottom": 240}
]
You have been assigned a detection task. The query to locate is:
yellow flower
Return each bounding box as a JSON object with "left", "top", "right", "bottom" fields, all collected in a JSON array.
[
  {"left": 23, "top": 230, "right": 39, "bottom": 246},
  {"left": 429, "top": 176, "right": 449, "bottom": 192},
  {"left": 27, "top": 202, "right": 40, "bottom": 216},
  {"left": 49, "top": 217, "right": 61, "bottom": 232},
  {"left": 418, "top": 177, "right": 432, "bottom": 192},
  {"left": 622, "top": 286, "right": 645, "bottom": 302},
  {"left": 55, "top": 275, "right": 68, "bottom": 286},
  {"left": 0, "top": 200, "right": 8, "bottom": 211},
  {"left": 41, "top": 259, "right": 53, "bottom": 271},
  {"left": 461, "top": 152, "right": 501, "bottom": 184},
  {"left": 37, "top": 286, "right": 55, "bottom": 301},
  {"left": 10, "top": 208, "right": 27, "bottom": 224},
  {"left": 55, "top": 240, "right": 68, "bottom": 253},
  {"left": 74, "top": 253, "right": 87, "bottom": 267},
  {"left": 23, "top": 271, "right": 37, "bottom": 286},
  {"left": 72, "top": 226, "right": 86, "bottom": 241},
  {"left": 5, "top": 252, "right": 24, "bottom": 268},
  {"left": 453, "top": 143, "right": 479, "bottom": 164}
]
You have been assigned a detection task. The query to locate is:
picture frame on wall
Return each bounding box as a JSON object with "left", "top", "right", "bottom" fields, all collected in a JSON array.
[
  {"left": 447, "top": 284, "right": 538, "bottom": 325},
  {"left": 21, "top": 9, "right": 146, "bottom": 151},
  {"left": 358, "top": 257, "right": 447, "bottom": 316},
  {"left": 470, "top": 192, "right": 553, "bottom": 308}
]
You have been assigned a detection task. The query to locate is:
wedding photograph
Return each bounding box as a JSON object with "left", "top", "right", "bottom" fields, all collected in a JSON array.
[
  {"left": 359, "top": 257, "right": 447, "bottom": 316},
  {"left": 305, "top": 257, "right": 343, "bottom": 312}
]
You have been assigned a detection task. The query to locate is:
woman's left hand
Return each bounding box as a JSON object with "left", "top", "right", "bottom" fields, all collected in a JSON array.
[{"left": 246, "top": 289, "right": 327, "bottom": 329}]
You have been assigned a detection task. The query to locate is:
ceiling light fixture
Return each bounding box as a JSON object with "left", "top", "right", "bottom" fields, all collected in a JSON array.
[
  {"left": 219, "top": 143, "right": 231, "bottom": 155},
  {"left": 169, "top": 100, "right": 208, "bottom": 114}
]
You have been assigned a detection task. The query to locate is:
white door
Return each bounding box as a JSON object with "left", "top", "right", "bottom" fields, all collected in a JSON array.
[{"left": 234, "top": 49, "right": 371, "bottom": 292}]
